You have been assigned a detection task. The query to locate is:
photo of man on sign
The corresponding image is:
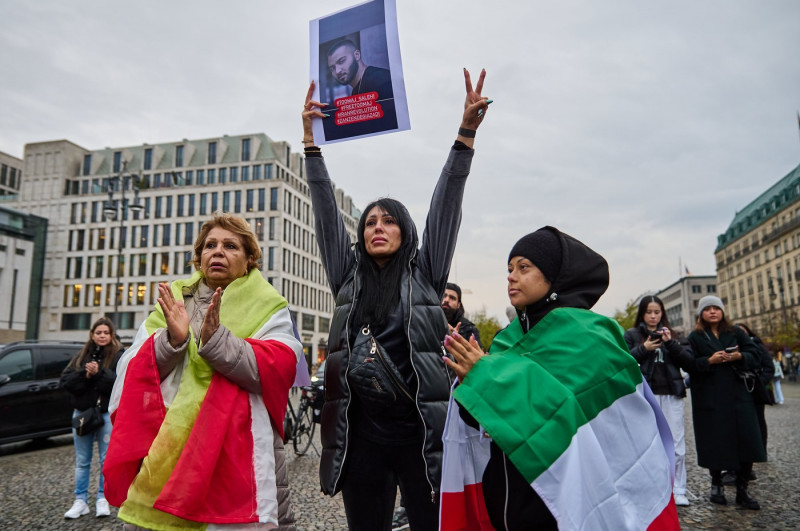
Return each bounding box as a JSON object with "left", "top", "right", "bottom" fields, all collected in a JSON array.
[
  {"left": 323, "top": 36, "right": 397, "bottom": 130},
  {"left": 310, "top": 0, "right": 409, "bottom": 144}
]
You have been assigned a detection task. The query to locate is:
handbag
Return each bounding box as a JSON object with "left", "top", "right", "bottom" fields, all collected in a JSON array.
[
  {"left": 731, "top": 365, "right": 757, "bottom": 392},
  {"left": 347, "top": 325, "right": 415, "bottom": 418},
  {"left": 72, "top": 397, "right": 104, "bottom": 436}
]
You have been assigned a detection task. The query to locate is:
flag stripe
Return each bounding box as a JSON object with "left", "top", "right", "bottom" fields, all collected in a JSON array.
[
  {"left": 531, "top": 383, "right": 674, "bottom": 530},
  {"left": 455, "top": 309, "right": 643, "bottom": 482}
]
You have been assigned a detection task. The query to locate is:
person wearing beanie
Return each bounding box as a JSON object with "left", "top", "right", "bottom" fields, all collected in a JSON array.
[
  {"left": 687, "top": 296, "right": 765, "bottom": 510},
  {"left": 441, "top": 227, "right": 679, "bottom": 530},
  {"left": 441, "top": 282, "right": 482, "bottom": 350}
]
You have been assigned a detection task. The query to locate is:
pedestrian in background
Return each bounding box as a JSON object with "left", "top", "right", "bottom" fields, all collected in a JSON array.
[
  {"left": 772, "top": 353, "right": 785, "bottom": 404},
  {"left": 687, "top": 297, "right": 765, "bottom": 510},
  {"left": 302, "top": 68, "right": 490, "bottom": 530},
  {"left": 60, "top": 317, "right": 122, "bottom": 519},
  {"left": 624, "top": 295, "right": 694, "bottom": 507}
]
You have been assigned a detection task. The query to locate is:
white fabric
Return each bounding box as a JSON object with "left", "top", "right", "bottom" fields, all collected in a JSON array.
[
  {"left": 654, "top": 394, "right": 687, "bottom": 496},
  {"left": 250, "top": 393, "right": 278, "bottom": 525},
  {"left": 531, "top": 384, "right": 673, "bottom": 531}
]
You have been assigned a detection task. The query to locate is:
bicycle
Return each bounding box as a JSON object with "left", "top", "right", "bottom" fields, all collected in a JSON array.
[{"left": 282, "top": 386, "right": 318, "bottom": 456}]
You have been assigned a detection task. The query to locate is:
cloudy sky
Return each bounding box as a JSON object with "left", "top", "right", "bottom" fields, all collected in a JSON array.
[{"left": 2, "top": 0, "right": 799, "bottom": 322}]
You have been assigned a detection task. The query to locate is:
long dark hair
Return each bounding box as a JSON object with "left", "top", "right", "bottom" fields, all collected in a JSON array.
[
  {"left": 352, "top": 198, "right": 417, "bottom": 330},
  {"left": 67, "top": 317, "right": 121, "bottom": 370},
  {"left": 634, "top": 295, "right": 673, "bottom": 330}
]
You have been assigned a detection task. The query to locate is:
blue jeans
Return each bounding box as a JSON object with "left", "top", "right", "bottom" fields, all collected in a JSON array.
[{"left": 71, "top": 410, "right": 112, "bottom": 502}]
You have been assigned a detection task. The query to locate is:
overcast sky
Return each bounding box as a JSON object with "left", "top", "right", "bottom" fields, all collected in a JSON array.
[{"left": 2, "top": 0, "right": 799, "bottom": 322}]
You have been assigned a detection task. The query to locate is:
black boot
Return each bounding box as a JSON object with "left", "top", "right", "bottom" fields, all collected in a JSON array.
[
  {"left": 710, "top": 485, "right": 727, "bottom": 505},
  {"left": 735, "top": 484, "right": 760, "bottom": 510}
]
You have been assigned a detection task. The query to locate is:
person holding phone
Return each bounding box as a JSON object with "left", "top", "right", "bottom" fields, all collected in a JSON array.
[
  {"left": 623, "top": 296, "right": 694, "bottom": 507},
  {"left": 686, "top": 296, "right": 765, "bottom": 510}
]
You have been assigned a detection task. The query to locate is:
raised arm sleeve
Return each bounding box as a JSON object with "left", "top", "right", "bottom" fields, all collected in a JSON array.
[
  {"left": 306, "top": 155, "right": 356, "bottom": 297},
  {"left": 416, "top": 147, "right": 475, "bottom": 297}
]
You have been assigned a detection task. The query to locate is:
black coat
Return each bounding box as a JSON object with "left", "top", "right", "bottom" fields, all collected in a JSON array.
[
  {"left": 687, "top": 326, "right": 766, "bottom": 469},
  {"left": 447, "top": 306, "right": 482, "bottom": 350},
  {"left": 60, "top": 348, "right": 122, "bottom": 413},
  {"left": 624, "top": 324, "right": 694, "bottom": 397}
]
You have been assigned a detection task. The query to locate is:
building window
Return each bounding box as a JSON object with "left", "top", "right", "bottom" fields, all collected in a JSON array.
[
  {"left": 175, "top": 145, "right": 184, "bottom": 167},
  {"left": 707, "top": 284, "right": 716, "bottom": 293},
  {"left": 208, "top": 141, "right": 217, "bottom": 164},
  {"left": 208, "top": 169, "right": 216, "bottom": 184},
  {"left": 230, "top": 167, "right": 238, "bottom": 183},
  {"left": 247, "top": 190, "right": 254, "bottom": 212},
  {"left": 62, "top": 313, "right": 93, "bottom": 330},
  {"left": 196, "top": 169, "right": 205, "bottom": 185},
  {"left": 242, "top": 166, "right": 250, "bottom": 181},
  {"left": 83, "top": 154, "right": 92, "bottom": 176},
  {"left": 270, "top": 188, "right": 278, "bottom": 210},
  {"left": 144, "top": 148, "right": 153, "bottom": 170},
  {"left": 113, "top": 151, "right": 122, "bottom": 173},
  {"left": 253, "top": 165, "right": 261, "bottom": 180},
  {"left": 242, "top": 138, "right": 251, "bottom": 161},
  {"left": 219, "top": 168, "right": 227, "bottom": 184}
]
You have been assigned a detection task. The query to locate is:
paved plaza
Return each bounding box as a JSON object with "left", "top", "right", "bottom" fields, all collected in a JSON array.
[{"left": 1, "top": 382, "right": 798, "bottom": 530}]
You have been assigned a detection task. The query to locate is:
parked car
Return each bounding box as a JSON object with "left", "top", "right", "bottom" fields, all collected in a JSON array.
[{"left": 0, "top": 340, "right": 84, "bottom": 445}]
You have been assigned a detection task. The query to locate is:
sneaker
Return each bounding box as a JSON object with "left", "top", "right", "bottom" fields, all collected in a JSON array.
[
  {"left": 674, "top": 494, "right": 690, "bottom": 506},
  {"left": 64, "top": 499, "right": 90, "bottom": 519},
  {"left": 96, "top": 498, "right": 111, "bottom": 517}
]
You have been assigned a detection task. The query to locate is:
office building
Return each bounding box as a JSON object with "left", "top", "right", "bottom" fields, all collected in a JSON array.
[
  {"left": 656, "top": 275, "right": 717, "bottom": 334},
  {"left": 9, "top": 134, "right": 359, "bottom": 365},
  {"left": 0, "top": 204, "right": 47, "bottom": 342},
  {"left": 0, "top": 150, "right": 23, "bottom": 197}
]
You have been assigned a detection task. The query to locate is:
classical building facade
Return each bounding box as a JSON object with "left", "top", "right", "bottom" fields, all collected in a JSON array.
[
  {"left": 8, "top": 134, "right": 358, "bottom": 365},
  {"left": 715, "top": 161, "right": 800, "bottom": 336},
  {"left": 655, "top": 275, "right": 717, "bottom": 334}
]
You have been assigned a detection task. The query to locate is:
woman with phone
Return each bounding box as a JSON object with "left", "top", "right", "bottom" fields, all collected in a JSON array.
[
  {"left": 687, "top": 296, "right": 765, "bottom": 510},
  {"left": 623, "top": 295, "right": 694, "bottom": 506}
]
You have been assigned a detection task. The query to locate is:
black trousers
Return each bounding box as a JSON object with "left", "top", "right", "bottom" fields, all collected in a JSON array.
[{"left": 341, "top": 434, "right": 438, "bottom": 531}]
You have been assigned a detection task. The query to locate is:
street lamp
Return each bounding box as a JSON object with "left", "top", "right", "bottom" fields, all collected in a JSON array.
[
  {"left": 103, "top": 160, "right": 145, "bottom": 324},
  {"left": 768, "top": 273, "right": 789, "bottom": 326}
]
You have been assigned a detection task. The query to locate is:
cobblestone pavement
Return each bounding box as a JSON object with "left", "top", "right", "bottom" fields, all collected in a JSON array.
[{"left": 1, "top": 382, "right": 798, "bottom": 530}]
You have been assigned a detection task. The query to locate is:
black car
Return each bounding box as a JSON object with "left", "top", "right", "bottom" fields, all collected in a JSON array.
[{"left": 0, "top": 340, "right": 84, "bottom": 444}]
